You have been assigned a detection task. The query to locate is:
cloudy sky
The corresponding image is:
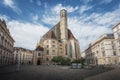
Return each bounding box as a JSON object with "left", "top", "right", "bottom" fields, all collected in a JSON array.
[{"left": 0, "top": 0, "right": 120, "bottom": 52}]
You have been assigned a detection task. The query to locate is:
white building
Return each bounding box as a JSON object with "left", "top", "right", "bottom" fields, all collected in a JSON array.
[
  {"left": 85, "top": 34, "right": 118, "bottom": 65},
  {"left": 112, "top": 22, "right": 120, "bottom": 64},
  {"left": 14, "top": 47, "right": 34, "bottom": 65},
  {"left": 0, "top": 19, "right": 15, "bottom": 66}
]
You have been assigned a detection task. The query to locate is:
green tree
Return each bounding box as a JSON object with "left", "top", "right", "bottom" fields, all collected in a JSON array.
[
  {"left": 72, "top": 57, "right": 85, "bottom": 65},
  {"left": 52, "top": 56, "right": 70, "bottom": 65}
]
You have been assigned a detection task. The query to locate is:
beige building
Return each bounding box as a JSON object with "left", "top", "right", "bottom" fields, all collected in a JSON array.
[
  {"left": 85, "top": 34, "right": 118, "bottom": 65},
  {"left": 33, "top": 46, "right": 43, "bottom": 65},
  {"left": 0, "top": 19, "right": 15, "bottom": 66},
  {"left": 112, "top": 22, "right": 120, "bottom": 64},
  {"left": 14, "top": 47, "right": 34, "bottom": 65},
  {"left": 36, "top": 9, "right": 80, "bottom": 63}
]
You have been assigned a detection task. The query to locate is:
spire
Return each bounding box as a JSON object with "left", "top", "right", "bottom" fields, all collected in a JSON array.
[
  {"left": 60, "top": 9, "right": 67, "bottom": 19},
  {"left": 60, "top": 9, "right": 68, "bottom": 43}
]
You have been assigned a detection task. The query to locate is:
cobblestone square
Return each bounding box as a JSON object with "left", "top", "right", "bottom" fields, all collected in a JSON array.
[{"left": 0, "top": 65, "right": 114, "bottom": 80}]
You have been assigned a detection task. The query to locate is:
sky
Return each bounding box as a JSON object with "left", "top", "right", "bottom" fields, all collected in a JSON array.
[{"left": 0, "top": 0, "right": 120, "bottom": 52}]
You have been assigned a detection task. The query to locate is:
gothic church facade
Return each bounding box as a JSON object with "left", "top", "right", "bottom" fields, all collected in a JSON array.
[{"left": 36, "top": 9, "right": 80, "bottom": 63}]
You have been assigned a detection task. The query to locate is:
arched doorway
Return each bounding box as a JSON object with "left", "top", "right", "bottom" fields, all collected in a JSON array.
[{"left": 37, "top": 59, "right": 41, "bottom": 65}]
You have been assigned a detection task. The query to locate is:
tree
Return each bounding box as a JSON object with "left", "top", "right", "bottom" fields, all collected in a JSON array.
[
  {"left": 52, "top": 56, "right": 70, "bottom": 65},
  {"left": 72, "top": 57, "right": 85, "bottom": 65}
]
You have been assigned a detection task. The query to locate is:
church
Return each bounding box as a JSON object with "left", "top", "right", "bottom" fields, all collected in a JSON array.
[{"left": 36, "top": 9, "right": 81, "bottom": 63}]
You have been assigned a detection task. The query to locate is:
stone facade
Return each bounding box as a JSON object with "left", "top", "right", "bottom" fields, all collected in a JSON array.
[
  {"left": 36, "top": 9, "right": 81, "bottom": 63},
  {"left": 33, "top": 46, "right": 43, "bottom": 65},
  {"left": 85, "top": 34, "right": 118, "bottom": 65},
  {"left": 0, "top": 19, "right": 15, "bottom": 66},
  {"left": 112, "top": 22, "right": 120, "bottom": 64},
  {"left": 14, "top": 47, "right": 34, "bottom": 65}
]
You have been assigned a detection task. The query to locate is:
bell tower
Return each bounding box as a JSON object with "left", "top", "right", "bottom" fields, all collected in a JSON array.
[{"left": 60, "top": 9, "right": 68, "bottom": 43}]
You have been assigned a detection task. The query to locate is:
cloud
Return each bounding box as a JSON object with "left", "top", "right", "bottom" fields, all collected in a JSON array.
[
  {"left": 42, "top": 4, "right": 79, "bottom": 25},
  {"left": 101, "top": 0, "right": 112, "bottom": 4},
  {"left": 0, "top": 14, "right": 9, "bottom": 21},
  {"left": 68, "top": 5, "right": 120, "bottom": 51},
  {"left": 3, "top": 0, "right": 21, "bottom": 14},
  {"left": 42, "top": 3, "right": 120, "bottom": 52},
  {"left": 1, "top": 2, "right": 120, "bottom": 52},
  {"left": 52, "top": 4, "right": 79, "bottom": 14},
  {"left": 33, "top": 14, "right": 39, "bottom": 21},
  {"left": 79, "top": 5, "right": 93, "bottom": 14},
  {"left": 68, "top": 17, "right": 113, "bottom": 52},
  {"left": 4, "top": 19, "right": 49, "bottom": 50},
  {"left": 81, "top": 5, "right": 120, "bottom": 27},
  {"left": 83, "top": 0, "right": 93, "bottom": 4}
]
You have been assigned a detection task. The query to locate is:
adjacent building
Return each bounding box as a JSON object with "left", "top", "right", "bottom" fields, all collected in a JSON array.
[
  {"left": 0, "top": 19, "right": 15, "bottom": 66},
  {"left": 112, "top": 22, "right": 120, "bottom": 64},
  {"left": 33, "top": 46, "right": 43, "bottom": 65},
  {"left": 85, "top": 34, "right": 118, "bottom": 65},
  {"left": 14, "top": 47, "right": 34, "bottom": 65},
  {"left": 36, "top": 9, "right": 81, "bottom": 63}
]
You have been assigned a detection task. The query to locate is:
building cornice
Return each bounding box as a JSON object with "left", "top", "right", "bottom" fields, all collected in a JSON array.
[
  {"left": 85, "top": 34, "right": 114, "bottom": 51},
  {"left": 0, "top": 20, "right": 15, "bottom": 42},
  {"left": 112, "top": 22, "right": 120, "bottom": 29}
]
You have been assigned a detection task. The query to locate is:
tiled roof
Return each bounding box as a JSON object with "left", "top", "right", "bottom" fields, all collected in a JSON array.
[
  {"left": 35, "top": 46, "right": 43, "bottom": 51},
  {"left": 47, "top": 31, "right": 56, "bottom": 39},
  {"left": 68, "top": 29, "right": 76, "bottom": 40}
]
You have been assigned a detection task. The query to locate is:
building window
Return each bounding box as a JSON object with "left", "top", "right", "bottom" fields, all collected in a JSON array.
[
  {"left": 46, "top": 50, "right": 49, "bottom": 55},
  {"left": 52, "top": 41, "right": 55, "bottom": 43},
  {"left": 113, "top": 51, "right": 116, "bottom": 56},
  {"left": 52, "top": 50, "right": 55, "bottom": 53},
  {"left": 52, "top": 45, "right": 55, "bottom": 48},
  {"left": 60, "top": 51, "right": 62, "bottom": 53},
  {"left": 38, "top": 53, "right": 41, "bottom": 56},
  {"left": 111, "top": 41, "right": 114, "bottom": 44},
  {"left": 112, "top": 45, "right": 115, "bottom": 49},
  {"left": 46, "top": 45, "right": 49, "bottom": 48},
  {"left": 46, "top": 58, "right": 49, "bottom": 61},
  {"left": 60, "top": 44, "right": 62, "bottom": 46},
  {"left": 96, "top": 51, "right": 98, "bottom": 53},
  {"left": 102, "top": 51, "right": 105, "bottom": 56},
  {"left": 60, "top": 48, "right": 62, "bottom": 49}
]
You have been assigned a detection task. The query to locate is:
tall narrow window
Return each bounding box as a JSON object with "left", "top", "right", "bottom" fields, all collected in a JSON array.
[
  {"left": 69, "top": 43, "right": 72, "bottom": 58},
  {"left": 38, "top": 53, "right": 41, "bottom": 56},
  {"left": 113, "top": 51, "right": 116, "bottom": 56},
  {"left": 46, "top": 50, "right": 49, "bottom": 55}
]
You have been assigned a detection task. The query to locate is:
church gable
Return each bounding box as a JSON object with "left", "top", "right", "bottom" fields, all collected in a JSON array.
[
  {"left": 47, "top": 31, "right": 56, "bottom": 39},
  {"left": 68, "top": 29, "right": 76, "bottom": 40},
  {"left": 41, "top": 22, "right": 60, "bottom": 40},
  {"left": 37, "top": 9, "right": 80, "bottom": 63}
]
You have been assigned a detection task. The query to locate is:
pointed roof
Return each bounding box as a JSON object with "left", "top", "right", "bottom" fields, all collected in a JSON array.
[
  {"left": 47, "top": 31, "right": 56, "bottom": 39},
  {"left": 68, "top": 29, "right": 76, "bottom": 40}
]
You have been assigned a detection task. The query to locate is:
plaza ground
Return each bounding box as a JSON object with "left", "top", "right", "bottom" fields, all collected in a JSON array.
[{"left": 0, "top": 65, "right": 119, "bottom": 80}]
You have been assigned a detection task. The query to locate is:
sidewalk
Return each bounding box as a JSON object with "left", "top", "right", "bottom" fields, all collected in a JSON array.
[{"left": 84, "top": 66, "right": 120, "bottom": 80}]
